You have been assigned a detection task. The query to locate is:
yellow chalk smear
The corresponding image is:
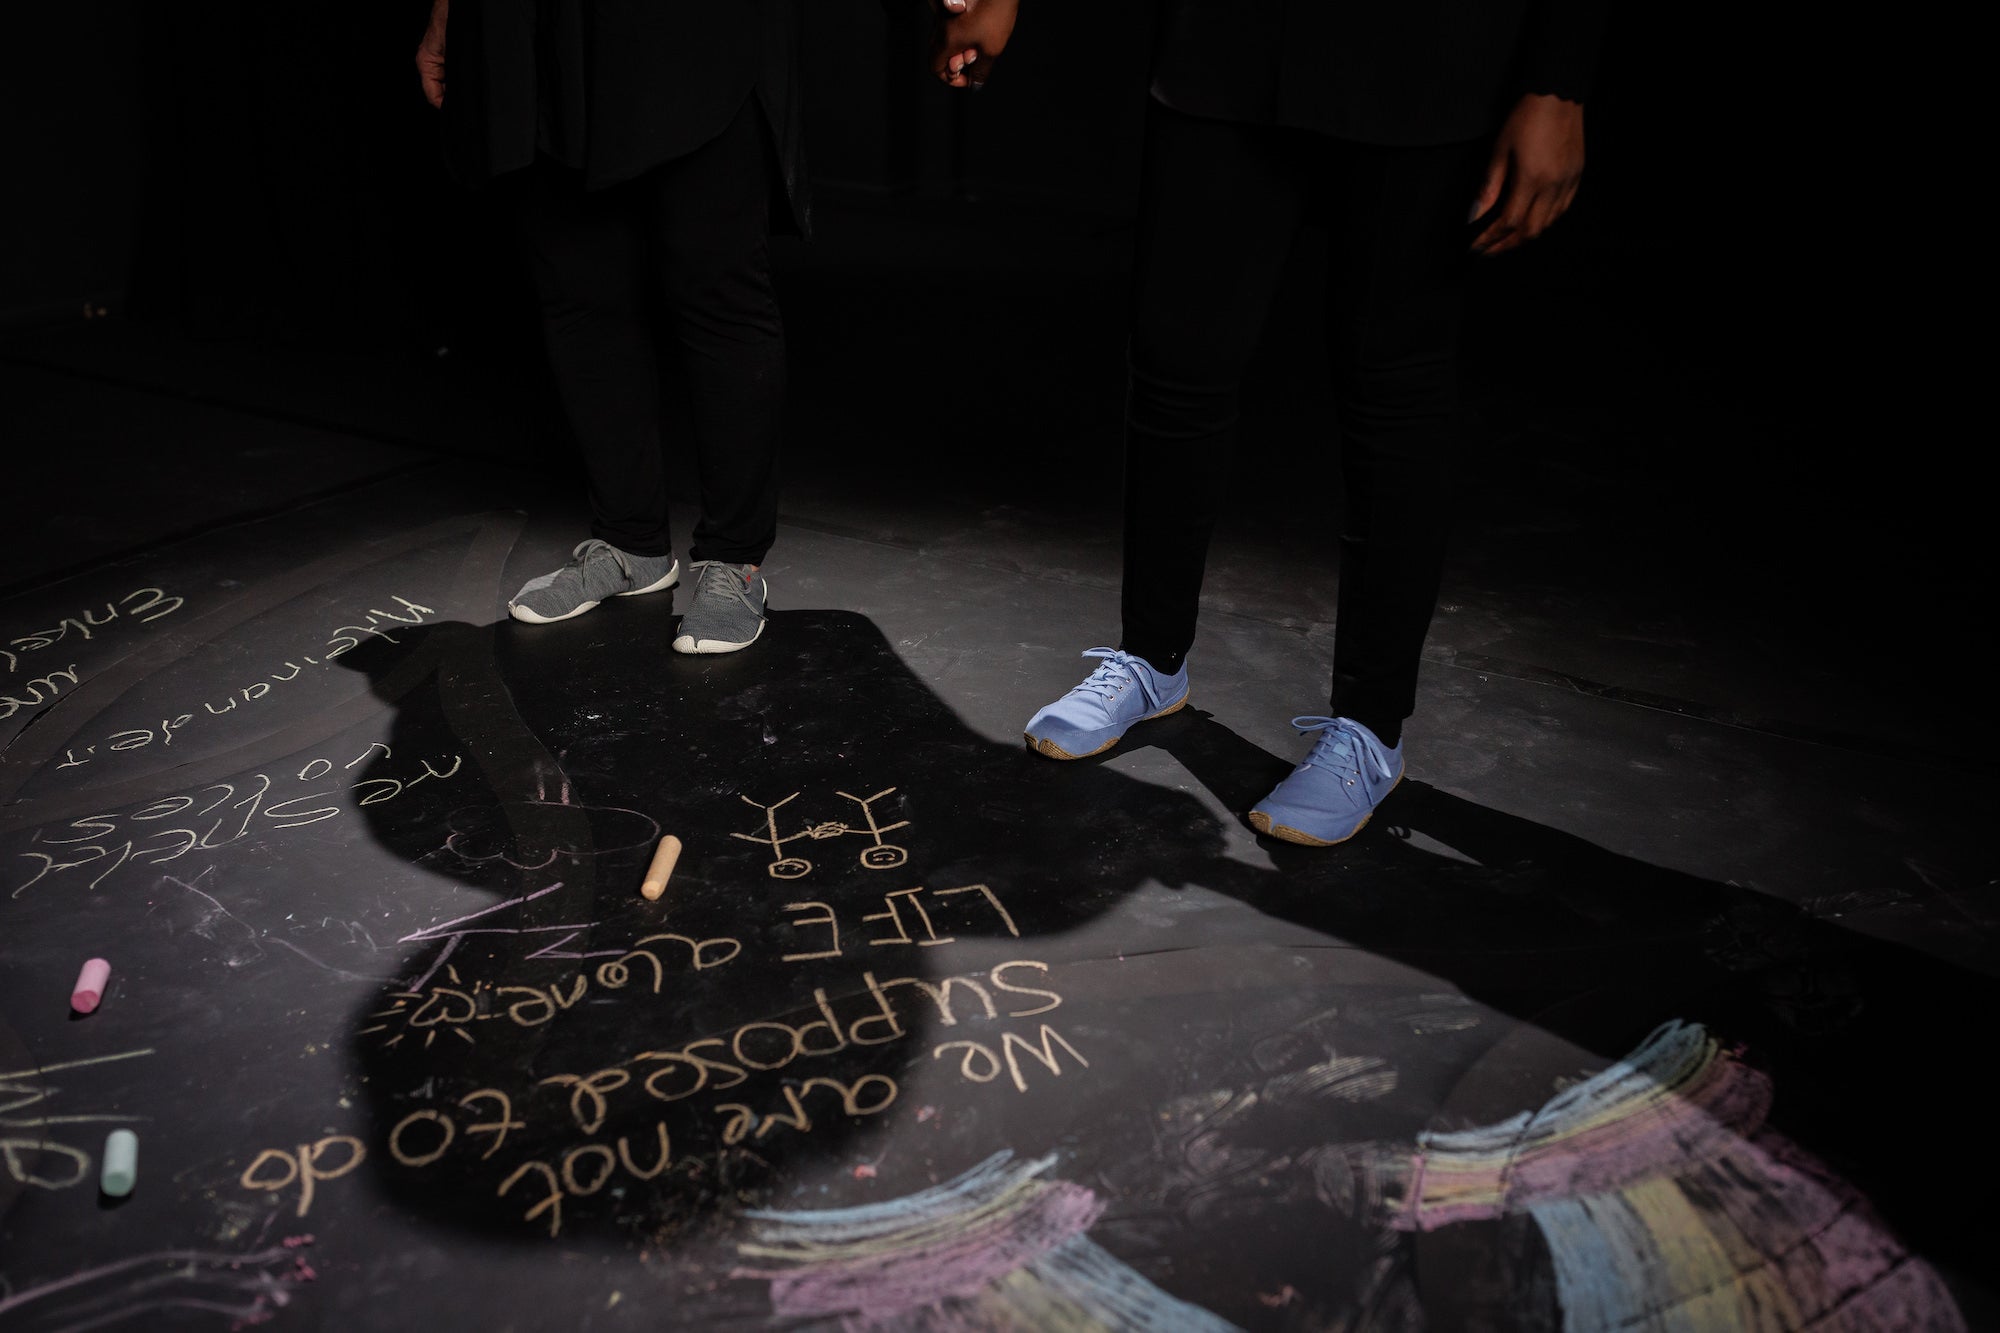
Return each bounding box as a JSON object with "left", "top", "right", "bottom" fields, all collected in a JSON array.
[{"left": 640, "top": 835, "right": 683, "bottom": 901}]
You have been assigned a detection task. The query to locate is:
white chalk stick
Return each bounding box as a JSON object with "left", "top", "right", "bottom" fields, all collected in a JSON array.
[
  {"left": 71, "top": 958, "right": 111, "bottom": 1014},
  {"left": 640, "top": 835, "right": 683, "bottom": 901},
  {"left": 101, "top": 1129, "right": 138, "bottom": 1196}
]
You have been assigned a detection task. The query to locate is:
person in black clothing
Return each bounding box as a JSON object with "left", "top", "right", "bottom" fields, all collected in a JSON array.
[
  {"left": 938, "top": 0, "right": 1603, "bottom": 846},
  {"left": 415, "top": 0, "right": 806, "bottom": 652}
]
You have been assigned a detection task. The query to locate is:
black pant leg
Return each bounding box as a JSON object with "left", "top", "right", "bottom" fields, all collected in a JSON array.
[
  {"left": 1118, "top": 99, "right": 1308, "bottom": 674},
  {"left": 510, "top": 163, "right": 673, "bottom": 558},
  {"left": 1319, "top": 139, "right": 1485, "bottom": 746},
  {"left": 642, "top": 95, "right": 787, "bottom": 568}
]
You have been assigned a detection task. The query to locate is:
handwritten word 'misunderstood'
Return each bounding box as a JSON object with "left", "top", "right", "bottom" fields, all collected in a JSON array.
[{"left": 48, "top": 596, "right": 437, "bottom": 769}]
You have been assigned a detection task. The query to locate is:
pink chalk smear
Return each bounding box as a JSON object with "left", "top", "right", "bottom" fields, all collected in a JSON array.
[
  {"left": 755, "top": 1181, "right": 1103, "bottom": 1321},
  {"left": 71, "top": 958, "right": 111, "bottom": 1014}
]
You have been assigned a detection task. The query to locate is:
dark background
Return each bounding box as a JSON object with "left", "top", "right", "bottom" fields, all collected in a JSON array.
[
  {"left": 3, "top": 2, "right": 1831, "bottom": 373},
  {"left": 0, "top": 1, "right": 1972, "bottom": 734}
]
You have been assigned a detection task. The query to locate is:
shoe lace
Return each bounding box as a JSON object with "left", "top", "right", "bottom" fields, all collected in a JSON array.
[
  {"left": 570, "top": 538, "right": 633, "bottom": 579},
  {"left": 1290, "top": 716, "right": 1395, "bottom": 784},
  {"left": 687, "top": 559, "right": 752, "bottom": 607},
  {"left": 1072, "top": 647, "right": 1146, "bottom": 702}
]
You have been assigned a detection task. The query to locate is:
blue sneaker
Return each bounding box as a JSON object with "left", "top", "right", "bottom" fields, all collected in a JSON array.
[
  {"left": 1023, "top": 647, "right": 1190, "bottom": 760},
  {"left": 1249, "top": 716, "right": 1404, "bottom": 846}
]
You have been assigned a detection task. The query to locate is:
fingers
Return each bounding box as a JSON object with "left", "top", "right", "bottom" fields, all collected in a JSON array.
[
  {"left": 1470, "top": 188, "right": 1557, "bottom": 255},
  {"left": 1471, "top": 163, "right": 1581, "bottom": 255},
  {"left": 933, "top": 0, "right": 969, "bottom": 83},
  {"left": 415, "top": 53, "right": 446, "bottom": 109},
  {"left": 932, "top": 0, "right": 1014, "bottom": 90},
  {"left": 934, "top": 45, "right": 978, "bottom": 87},
  {"left": 1468, "top": 152, "right": 1506, "bottom": 227},
  {"left": 415, "top": 23, "right": 447, "bottom": 109},
  {"left": 1474, "top": 94, "right": 1585, "bottom": 256},
  {"left": 1472, "top": 189, "right": 1538, "bottom": 256}
]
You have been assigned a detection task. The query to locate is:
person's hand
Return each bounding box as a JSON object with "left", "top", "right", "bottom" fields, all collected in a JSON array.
[
  {"left": 1469, "top": 93, "right": 1584, "bottom": 256},
  {"left": 932, "top": 0, "right": 1019, "bottom": 90},
  {"left": 416, "top": 0, "right": 449, "bottom": 110}
]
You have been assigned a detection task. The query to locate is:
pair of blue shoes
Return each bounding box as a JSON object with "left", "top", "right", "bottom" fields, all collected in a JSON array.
[{"left": 1022, "top": 648, "right": 1403, "bottom": 846}]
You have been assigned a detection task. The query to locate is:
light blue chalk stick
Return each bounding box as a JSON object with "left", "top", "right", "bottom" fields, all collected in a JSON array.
[{"left": 101, "top": 1129, "right": 138, "bottom": 1196}]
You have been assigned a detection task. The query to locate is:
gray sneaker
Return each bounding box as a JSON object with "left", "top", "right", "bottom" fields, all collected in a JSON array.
[
  {"left": 672, "top": 560, "right": 767, "bottom": 654},
  {"left": 508, "top": 539, "right": 679, "bottom": 625}
]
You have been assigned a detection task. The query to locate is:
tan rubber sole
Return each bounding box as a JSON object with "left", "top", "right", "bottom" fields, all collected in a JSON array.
[
  {"left": 1025, "top": 693, "right": 1189, "bottom": 761},
  {"left": 1248, "top": 773, "right": 1403, "bottom": 846}
]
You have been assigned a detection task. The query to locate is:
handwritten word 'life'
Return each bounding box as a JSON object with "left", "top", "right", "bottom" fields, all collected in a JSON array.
[
  {"left": 48, "top": 596, "right": 436, "bottom": 769},
  {"left": 778, "top": 883, "right": 1019, "bottom": 960},
  {"left": 11, "top": 744, "right": 463, "bottom": 898},
  {"left": 0, "top": 588, "right": 183, "bottom": 718}
]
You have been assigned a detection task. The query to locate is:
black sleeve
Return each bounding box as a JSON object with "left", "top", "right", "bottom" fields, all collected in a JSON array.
[{"left": 1514, "top": 0, "right": 1610, "bottom": 104}]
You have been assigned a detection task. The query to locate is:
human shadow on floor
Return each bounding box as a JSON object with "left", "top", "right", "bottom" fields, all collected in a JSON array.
[
  {"left": 327, "top": 615, "right": 1991, "bottom": 1328},
  {"left": 332, "top": 609, "right": 1232, "bottom": 1261}
]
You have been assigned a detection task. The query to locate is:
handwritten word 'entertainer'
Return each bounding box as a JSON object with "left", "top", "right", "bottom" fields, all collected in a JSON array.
[
  {"left": 0, "top": 588, "right": 183, "bottom": 719},
  {"left": 47, "top": 596, "right": 437, "bottom": 768},
  {"left": 10, "top": 743, "right": 463, "bottom": 898}
]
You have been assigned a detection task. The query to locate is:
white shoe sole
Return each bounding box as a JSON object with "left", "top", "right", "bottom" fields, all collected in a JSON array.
[
  {"left": 620, "top": 565, "right": 681, "bottom": 597},
  {"left": 672, "top": 619, "right": 765, "bottom": 655},
  {"left": 508, "top": 598, "right": 600, "bottom": 625},
  {"left": 507, "top": 562, "right": 678, "bottom": 625}
]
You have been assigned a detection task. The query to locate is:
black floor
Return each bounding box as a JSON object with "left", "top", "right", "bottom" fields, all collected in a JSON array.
[{"left": 0, "top": 190, "right": 1992, "bottom": 1332}]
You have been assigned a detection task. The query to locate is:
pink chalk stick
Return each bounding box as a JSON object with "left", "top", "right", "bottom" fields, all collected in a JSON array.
[{"left": 71, "top": 958, "right": 110, "bottom": 1014}]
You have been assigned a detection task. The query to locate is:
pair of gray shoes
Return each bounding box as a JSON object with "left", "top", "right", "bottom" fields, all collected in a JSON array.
[{"left": 507, "top": 539, "right": 767, "bottom": 654}]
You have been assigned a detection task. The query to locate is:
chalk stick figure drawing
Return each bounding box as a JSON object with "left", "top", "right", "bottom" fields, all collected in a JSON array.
[
  {"left": 733, "top": 794, "right": 817, "bottom": 879},
  {"left": 732, "top": 789, "right": 911, "bottom": 878},
  {"left": 838, "top": 788, "right": 910, "bottom": 870}
]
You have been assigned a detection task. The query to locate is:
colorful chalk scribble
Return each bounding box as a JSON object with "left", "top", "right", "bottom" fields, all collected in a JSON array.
[
  {"left": 733, "top": 1151, "right": 1240, "bottom": 1331},
  {"left": 0, "top": 1239, "right": 316, "bottom": 1330},
  {"left": 1387, "top": 1019, "right": 1965, "bottom": 1331}
]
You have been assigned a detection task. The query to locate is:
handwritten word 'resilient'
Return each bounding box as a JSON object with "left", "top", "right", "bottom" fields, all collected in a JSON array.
[
  {"left": 0, "top": 588, "right": 183, "bottom": 720},
  {"left": 48, "top": 596, "right": 437, "bottom": 769},
  {"left": 10, "top": 743, "right": 463, "bottom": 899}
]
